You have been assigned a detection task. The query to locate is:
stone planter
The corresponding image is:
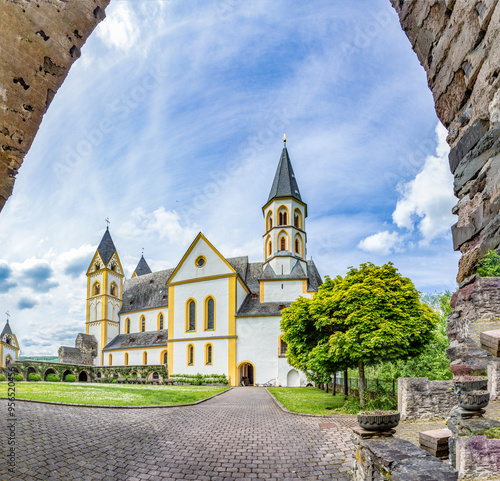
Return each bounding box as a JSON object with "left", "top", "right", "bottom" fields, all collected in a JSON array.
[
  {"left": 453, "top": 378, "right": 488, "bottom": 395},
  {"left": 457, "top": 391, "right": 490, "bottom": 411},
  {"left": 357, "top": 411, "right": 401, "bottom": 431}
]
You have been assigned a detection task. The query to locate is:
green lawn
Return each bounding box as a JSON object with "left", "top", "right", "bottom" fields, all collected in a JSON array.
[
  {"left": 268, "top": 387, "right": 358, "bottom": 416},
  {"left": 0, "top": 382, "right": 229, "bottom": 406}
]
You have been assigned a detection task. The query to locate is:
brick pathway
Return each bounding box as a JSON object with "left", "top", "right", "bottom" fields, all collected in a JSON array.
[{"left": 1, "top": 388, "right": 354, "bottom": 481}]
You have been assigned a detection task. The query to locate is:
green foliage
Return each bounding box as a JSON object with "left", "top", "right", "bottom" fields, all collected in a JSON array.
[
  {"left": 477, "top": 250, "right": 500, "bottom": 277},
  {"left": 341, "top": 397, "right": 362, "bottom": 414},
  {"left": 28, "top": 373, "right": 41, "bottom": 381},
  {"left": 171, "top": 373, "right": 228, "bottom": 385},
  {"left": 64, "top": 374, "right": 76, "bottom": 382},
  {"left": 14, "top": 374, "right": 23, "bottom": 382},
  {"left": 366, "top": 394, "right": 397, "bottom": 411},
  {"left": 485, "top": 427, "right": 500, "bottom": 439},
  {"left": 46, "top": 373, "right": 61, "bottom": 382},
  {"left": 111, "top": 378, "right": 118, "bottom": 383},
  {"left": 0, "top": 374, "right": 5, "bottom": 381}
]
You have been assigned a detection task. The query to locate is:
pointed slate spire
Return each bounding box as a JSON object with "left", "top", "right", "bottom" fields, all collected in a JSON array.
[
  {"left": 1, "top": 319, "right": 12, "bottom": 338},
  {"left": 133, "top": 255, "right": 152, "bottom": 277},
  {"left": 97, "top": 227, "right": 117, "bottom": 266},
  {"left": 267, "top": 144, "right": 302, "bottom": 203}
]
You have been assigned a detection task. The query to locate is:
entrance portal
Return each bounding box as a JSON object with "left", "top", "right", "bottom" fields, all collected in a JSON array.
[{"left": 238, "top": 362, "right": 254, "bottom": 386}]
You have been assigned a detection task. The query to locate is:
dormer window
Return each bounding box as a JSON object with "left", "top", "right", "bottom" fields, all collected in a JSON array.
[
  {"left": 95, "top": 263, "right": 100, "bottom": 271},
  {"left": 5, "top": 336, "right": 11, "bottom": 345},
  {"left": 110, "top": 263, "right": 116, "bottom": 272}
]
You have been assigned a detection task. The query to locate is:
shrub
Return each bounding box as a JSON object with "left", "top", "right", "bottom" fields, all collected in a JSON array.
[
  {"left": 0, "top": 374, "right": 5, "bottom": 381},
  {"left": 46, "top": 373, "right": 61, "bottom": 382},
  {"left": 477, "top": 250, "right": 500, "bottom": 277},
  {"left": 366, "top": 394, "right": 397, "bottom": 411},
  {"left": 28, "top": 373, "right": 41, "bottom": 381},
  {"left": 65, "top": 374, "right": 76, "bottom": 382},
  {"left": 14, "top": 374, "right": 24, "bottom": 382},
  {"left": 341, "top": 397, "right": 362, "bottom": 414},
  {"left": 111, "top": 378, "right": 117, "bottom": 383}
]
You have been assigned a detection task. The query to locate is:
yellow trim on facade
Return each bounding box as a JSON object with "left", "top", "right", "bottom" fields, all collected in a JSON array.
[
  {"left": 203, "top": 295, "right": 216, "bottom": 331},
  {"left": 262, "top": 196, "right": 308, "bottom": 216},
  {"left": 170, "top": 272, "right": 237, "bottom": 287},
  {"left": 167, "top": 285, "right": 175, "bottom": 373},
  {"left": 187, "top": 343, "right": 194, "bottom": 366},
  {"left": 185, "top": 298, "right": 197, "bottom": 333},
  {"left": 143, "top": 351, "right": 148, "bottom": 365},
  {"left": 124, "top": 352, "right": 129, "bottom": 365},
  {"left": 103, "top": 270, "right": 108, "bottom": 319},
  {"left": 205, "top": 342, "right": 213, "bottom": 365},
  {"left": 159, "top": 349, "right": 168, "bottom": 365},
  {"left": 277, "top": 204, "right": 290, "bottom": 226},
  {"left": 167, "top": 232, "right": 237, "bottom": 285},
  {"left": 108, "top": 353, "right": 113, "bottom": 366},
  {"left": 157, "top": 311, "right": 165, "bottom": 330},
  {"left": 260, "top": 282, "right": 264, "bottom": 302},
  {"left": 125, "top": 317, "right": 131, "bottom": 334},
  {"left": 236, "top": 276, "right": 251, "bottom": 295},
  {"left": 236, "top": 360, "right": 256, "bottom": 387},
  {"left": 277, "top": 229, "right": 290, "bottom": 251},
  {"left": 228, "top": 276, "right": 237, "bottom": 386}
]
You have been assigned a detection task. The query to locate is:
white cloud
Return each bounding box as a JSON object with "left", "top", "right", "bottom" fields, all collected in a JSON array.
[
  {"left": 96, "top": 3, "right": 140, "bottom": 52},
  {"left": 358, "top": 230, "right": 404, "bottom": 256},
  {"left": 392, "top": 123, "right": 455, "bottom": 244}
]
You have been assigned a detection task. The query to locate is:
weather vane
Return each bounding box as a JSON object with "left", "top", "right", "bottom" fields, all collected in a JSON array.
[
  {"left": 105, "top": 217, "right": 110, "bottom": 228},
  {"left": 283, "top": 133, "right": 286, "bottom": 144},
  {"left": 142, "top": 247, "right": 144, "bottom": 256},
  {"left": 5, "top": 310, "right": 10, "bottom": 321}
]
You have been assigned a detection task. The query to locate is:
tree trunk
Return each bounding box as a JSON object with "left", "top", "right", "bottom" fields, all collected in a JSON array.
[
  {"left": 358, "top": 361, "right": 366, "bottom": 409},
  {"left": 332, "top": 373, "right": 336, "bottom": 396},
  {"left": 343, "top": 370, "right": 348, "bottom": 401},
  {"left": 324, "top": 379, "right": 328, "bottom": 393}
]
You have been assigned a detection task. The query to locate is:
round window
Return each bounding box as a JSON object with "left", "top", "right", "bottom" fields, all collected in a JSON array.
[{"left": 195, "top": 256, "right": 206, "bottom": 268}]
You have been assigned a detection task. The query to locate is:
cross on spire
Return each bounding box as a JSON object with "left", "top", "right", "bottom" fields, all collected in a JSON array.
[
  {"left": 105, "top": 217, "right": 110, "bottom": 229},
  {"left": 5, "top": 310, "right": 10, "bottom": 322},
  {"left": 142, "top": 247, "right": 144, "bottom": 256}
]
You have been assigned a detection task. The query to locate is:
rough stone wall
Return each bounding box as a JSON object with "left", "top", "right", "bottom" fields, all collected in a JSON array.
[
  {"left": 391, "top": 0, "right": 500, "bottom": 370},
  {"left": 0, "top": 0, "right": 110, "bottom": 212},
  {"left": 351, "top": 433, "right": 458, "bottom": 481},
  {"left": 398, "top": 377, "right": 455, "bottom": 420},
  {"left": 456, "top": 436, "right": 500, "bottom": 478},
  {"left": 58, "top": 346, "right": 82, "bottom": 364},
  {"left": 74, "top": 333, "right": 98, "bottom": 365}
]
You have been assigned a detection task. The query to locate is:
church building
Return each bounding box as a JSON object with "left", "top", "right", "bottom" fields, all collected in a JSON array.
[
  {"left": 85, "top": 142, "right": 322, "bottom": 387},
  {"left": 1, "top": 318, "right": 20, "bottom": 368}
]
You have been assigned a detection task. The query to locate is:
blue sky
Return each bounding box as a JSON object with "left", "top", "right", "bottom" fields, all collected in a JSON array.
[{"left": 0, "top": 0, "right": 460, "bottom": 356}]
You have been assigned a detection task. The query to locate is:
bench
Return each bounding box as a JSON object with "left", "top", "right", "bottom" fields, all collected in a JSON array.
[
  {"left": 480, "top": 329, "right": 500, "bottom": 357},
  {"left": 117, "top": 378, "right": 127, "bottom": 384},
  {"left": 136, "top": 378, "right": 146, "bottom": 384},
  {"left": 163, "top": 378, "right": 175, "bottom": 385},
  {"left": 127, "top": 378, "right": 136, "bottom": 384},
  {"left": 419, "top": 428, "right": 452, "bottom": 459},
  {"left": 149, "top": 379, "right": 160, "bottom": 385}
]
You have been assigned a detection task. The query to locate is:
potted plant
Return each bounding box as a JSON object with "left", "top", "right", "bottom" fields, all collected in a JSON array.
[
  {"left": 453, "top": 375, "right": 488, "bottom": 396},
  {"left": 458, "top": 390, "right": 490, "bottom": 411},
  {"left": 357, "top": 410, "right": 401, "bottom": 431}
]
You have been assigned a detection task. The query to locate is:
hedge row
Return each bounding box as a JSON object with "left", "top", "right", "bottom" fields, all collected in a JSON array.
[{"left": 172, "top": 373, "right": 228, "bottom": 385}]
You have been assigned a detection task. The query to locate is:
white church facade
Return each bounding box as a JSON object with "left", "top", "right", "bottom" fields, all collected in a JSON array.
[{"left": 85, "top": 143, "right": 322, "bottom": 387}]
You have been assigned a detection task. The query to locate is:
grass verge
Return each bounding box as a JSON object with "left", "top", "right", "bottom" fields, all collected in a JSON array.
[
  {"left": 268, "top": 387, "right": 360, "bottom": 415},
  {"left": 0, "top": 382, "right": 229, "bottom": 406}
]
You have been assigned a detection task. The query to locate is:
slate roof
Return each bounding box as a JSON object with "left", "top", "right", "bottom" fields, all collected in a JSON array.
[
  {"left": 97, "top": 228, "right": 117, "bottom": 266},
  {"left": 133, "top": 255, "right": 152, "bottom": 277},
  {"left": 267, "top": 147, "right": 302, "bottom": 203},
  {"left": 119, "top": 254, "right": 322, "bottom": 315},
  {"left": 1, "top": 320, "right": 12, "bottom": 338},
  {"left": 236, "top": 299, "right": 292, "bottom": 317},
  {"left": 103, "top": 330, "right": 169, "bottom": 351}
]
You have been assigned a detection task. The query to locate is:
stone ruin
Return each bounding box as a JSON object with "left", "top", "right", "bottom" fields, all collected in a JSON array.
[{"left": 58, "top": 333, "right": 97, "bottom": 366}]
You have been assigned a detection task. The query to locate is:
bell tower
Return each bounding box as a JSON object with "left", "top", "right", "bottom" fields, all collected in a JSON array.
[
  {"left": 262, "top": 136, "right": 308, "bottom": 276},
  {"left": 86, "top": 227, "right": 124, "bottom": 365}
]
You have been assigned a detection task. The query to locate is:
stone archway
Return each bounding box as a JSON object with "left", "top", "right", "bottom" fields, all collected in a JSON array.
[
  {"left": 62, "top": 369, "right": 74, "bottom": 382},
  {"left": 78, "top": 371, "right": 88, "bottom": 382},
  {"left": 43, "top": 368, "right": 57, "bottom": 381},
  {"left": 237, "top": 361, "right": 255, "bottom": 386}
]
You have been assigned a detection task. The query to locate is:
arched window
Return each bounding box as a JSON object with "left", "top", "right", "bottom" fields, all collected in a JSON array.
[
  {"left": 5, "top": 336, "right": 11, "bottom": 345},
  {"left": 266, "top": 211, "right": 273, "bottom": 231},
  {"left": 143, "top": 351, "right": 148, "bottom": 365},
  {"left": 162, "top": 350, "right": 168, "bottom": 364},
  {"left": 295, "top": 239, "right": 300, "bottom": 254},
  {"left": 125, "top": 318, "right": 131, "bottom": 334},
  {"left": 280, "top": 237, "right": 286, "bottom": 251},
  {"left": 158, "top": 312, "right": 164, "bottom": 330},
  {"left": 110, "top": 282, "right": 117, "bottom": 297},
  {"left": 186, "top": 299, "right": 196, "bottom": 332},
  {"left": 110, "top": 263, "right": 116, "bottom": 271},
  {"left": 108, "top": 354, "right": 113, "bottom": 366},
  {"left": 294, "top": 208, "right": 303, "bottom": 229},
  {"left": 92, "top": 281, "right": 100, "bottom": 296},
  {"left": 279, "top": 336, "right": 288, "bottom": 356},
  {"left": 205, "top": 343, "right": 213, "bottom": 365},
  {"left": 205, "top": 297, "right": 215, "bottom": 331},
  {"left": 95, "top": 262, "right": 100, "bottom": 271},
  {"left": 124, "top": 353, "right": 129, "bottom": 365},
  {"left": 187, "top": 344, "right": 194, "bottom": 366},
  {"left": 268, "top": 241, "right": 272, "bottom": 256},
  {"left": 141, "top": 316, "right": 146, "bottom": 332}
]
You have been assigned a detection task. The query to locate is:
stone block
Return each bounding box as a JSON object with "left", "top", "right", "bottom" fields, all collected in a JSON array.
[
  {"left": 449, "top": 118, "right": 490, "bottom": 173},
  {"left": 456, "top": 435, "right": 500, "bottom": 479},
  {"left": 480, "top": 329, "right": 500, "bottom": 356},
  {"left": 419, "top": 428, "right": 452, "bottom": 459}
]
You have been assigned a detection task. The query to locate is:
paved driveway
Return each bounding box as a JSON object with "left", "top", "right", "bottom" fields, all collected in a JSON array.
[{"left": 1, "top": 388, "right": 354, "bottom": 481}]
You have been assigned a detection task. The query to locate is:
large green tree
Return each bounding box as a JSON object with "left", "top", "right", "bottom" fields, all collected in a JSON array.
[{"left": 281, "top": 262, "right": 439, "bottom": 408}]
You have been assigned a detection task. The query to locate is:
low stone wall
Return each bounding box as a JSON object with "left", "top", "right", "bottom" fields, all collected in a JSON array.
[
  {"left": 488, "top": 362, "right": 500, "bottom": 400},
  {"left": 351, "top": 431, "right": 457, "bottom": 481},
  {"left": 456, "top": 436, "right": 500, "bottom": 479},
  {"left": 398, "top": 377, "right": 455, "bottom": 421}
]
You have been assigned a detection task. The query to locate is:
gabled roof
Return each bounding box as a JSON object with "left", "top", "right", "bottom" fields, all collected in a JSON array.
[
  {"left": 133, "top": 255, "right": 152, "bottom": 277},
  {"left": 103, "top": 330, "right": 169, "bottom": 351},
  {"left": 97, "top": 227, "right": 117, "bottom": 266},
  {"left": 267, "top": 146, "right": 302, "bottom": 203},
  {"left": 1, "top": 320, "right": 12, "bottom": 338}
]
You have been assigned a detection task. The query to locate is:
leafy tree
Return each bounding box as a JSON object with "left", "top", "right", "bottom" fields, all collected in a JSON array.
[
  {"left": 477, "top": 249, "right": 500, "bottom": 277},
  {"left": 283, "top": 262, "right": 439, "bottom": 408}
]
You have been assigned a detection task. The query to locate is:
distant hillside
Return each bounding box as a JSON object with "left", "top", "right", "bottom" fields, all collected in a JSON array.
[{"left": 18, "top": 356, "right": 58, "bottom": 362}]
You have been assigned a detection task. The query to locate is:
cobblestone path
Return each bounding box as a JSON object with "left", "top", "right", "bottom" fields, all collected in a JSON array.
[{"left": 1, "top": 388, "right": 354, "bottom": 481}]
